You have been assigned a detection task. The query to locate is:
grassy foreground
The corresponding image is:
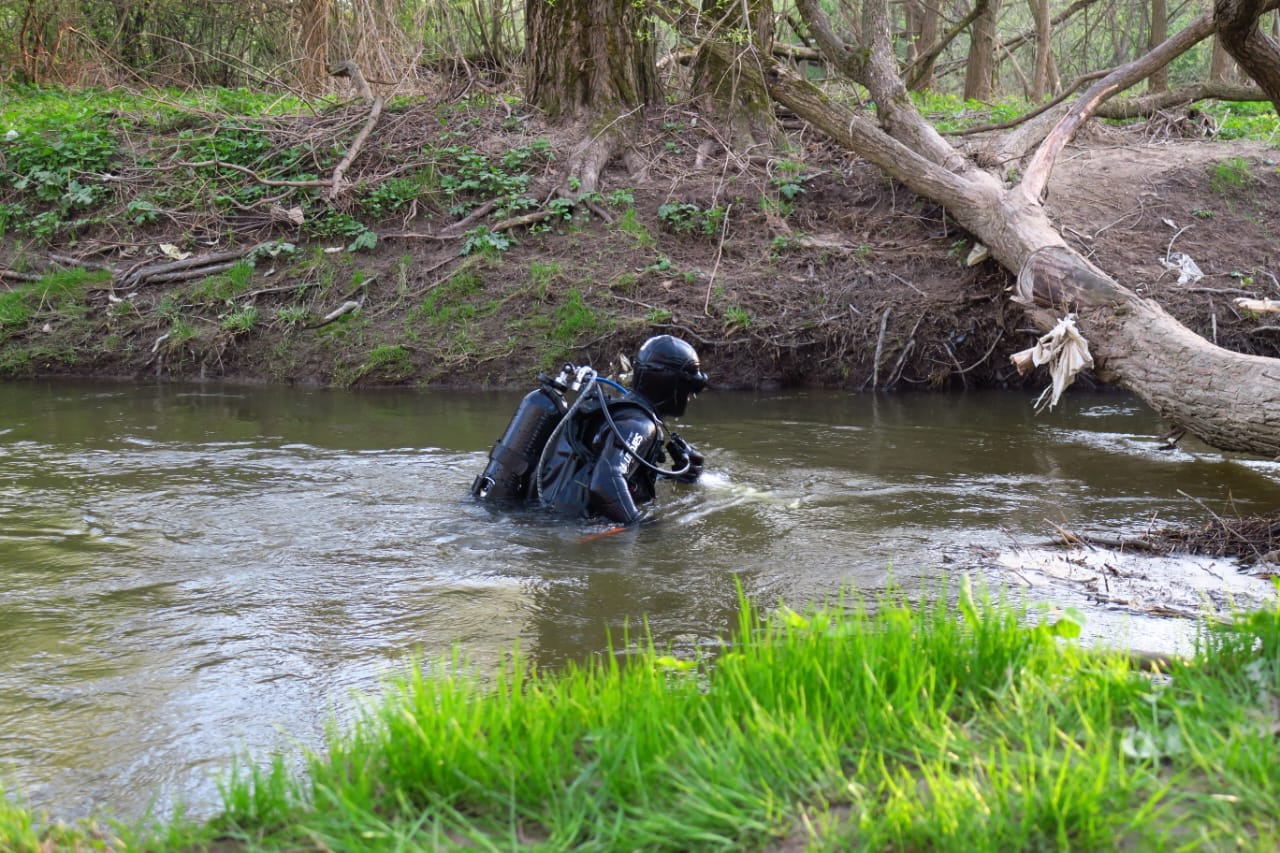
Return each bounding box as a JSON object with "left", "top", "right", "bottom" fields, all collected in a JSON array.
[{"left": 4, "top": 582, "right": 1280, "bottom": 851}]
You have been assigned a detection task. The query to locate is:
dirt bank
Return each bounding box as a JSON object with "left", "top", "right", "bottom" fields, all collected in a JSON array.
[{"left": 2, "top": 101, "right": 1276, "bottom": 398}]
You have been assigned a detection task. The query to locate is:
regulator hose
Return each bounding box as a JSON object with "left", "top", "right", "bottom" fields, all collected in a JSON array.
[{"left": 594, "top": 380, "right": 693, "bottom": 478}]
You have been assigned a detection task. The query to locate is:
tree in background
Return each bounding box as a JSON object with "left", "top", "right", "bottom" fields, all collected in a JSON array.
[
  {"left": 689, "top": 0, "right": 780, "bottom": 149},
  {"left": 964, "top": 0, "right": 1002, "bottom": 99},
  {"left": 299, "top": 0, "right": 331, "bottom": 94},
  {"left": 525, "top": 0, "right": 660, "bottom": 194}
]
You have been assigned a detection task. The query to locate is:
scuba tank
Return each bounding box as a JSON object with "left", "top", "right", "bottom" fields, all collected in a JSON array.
[{"left": 471, "top": 365, "right": 575, "bottom": 501}]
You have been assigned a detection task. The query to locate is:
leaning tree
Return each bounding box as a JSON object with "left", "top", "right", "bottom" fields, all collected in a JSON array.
[{"left": 663, "top": 0, "right": 1280, "bottom": 457}]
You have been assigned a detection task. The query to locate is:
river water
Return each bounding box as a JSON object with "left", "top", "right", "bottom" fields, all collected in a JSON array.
[{"left": 2, "top": 380, "right": 1278, "bottom": 822}]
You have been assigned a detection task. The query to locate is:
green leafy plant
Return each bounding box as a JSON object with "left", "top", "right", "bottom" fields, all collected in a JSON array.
[
  {"left": 770, "top": 160, "right": 812, "bottom": 201},
  {"left": 461, "top": 226, "right": 510, "bottom": 255},
  {"left": 361, "top": 173, "right": 433, "bottom": 218},
  {"left": 437, "top": 140, "right": 552, "bottom": 216},
  {"left": 0, "top": 202, "right": 28, "bottom": 237},
  {"left": 126, "top": 199, "right": 161, "bottom": 224},
  {"left": 347, "top": 228, "right": 378, "bottom": 253},
  {"left": 606, "top": 188, "right": 636, "bottom": 207},
  {"left": 657, "top": 202, "right": 725, "bottom": 237}
]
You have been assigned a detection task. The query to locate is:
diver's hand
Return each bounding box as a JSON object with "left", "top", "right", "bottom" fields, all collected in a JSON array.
[{"left": 666, "top": 433, "right": 704, "bottom": 483}]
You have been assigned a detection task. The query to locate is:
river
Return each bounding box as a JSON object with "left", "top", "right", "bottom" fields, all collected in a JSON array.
[{"left": 2, "top": 380, "right": 1277, "bottom": 822}]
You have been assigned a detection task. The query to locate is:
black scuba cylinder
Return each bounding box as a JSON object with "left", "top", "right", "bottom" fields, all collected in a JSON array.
[{"left": 471, "top": 376, "right": 569, "bottom": 501}]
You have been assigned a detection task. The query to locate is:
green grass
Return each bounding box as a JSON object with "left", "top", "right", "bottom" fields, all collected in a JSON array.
[
  {"left": 912, "top": 91, "right": 1280, "bottom": 143},
  {"left": 8, "top": 581, "right": 1276, "bottom": 851},
  {"left": 549, "top": 287, "right": 614, "bottom": 347},
  {"left": 0, "top": 268, "right": 107, "bottom": 327},
  {"left": 1209, "top": 155, "right": 1255, "bottom": 193},
  {"left": 191, "top": 260, "right": 255, "bottom": 304}
]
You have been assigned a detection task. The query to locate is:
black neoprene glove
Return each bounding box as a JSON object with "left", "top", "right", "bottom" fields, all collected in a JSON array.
[{"left": 666, "top": 433, "right": 704, "bottom": 483}]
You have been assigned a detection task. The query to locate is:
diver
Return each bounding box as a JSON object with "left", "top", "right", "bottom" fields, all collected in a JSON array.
[{"left": 471, "top": 334, "right": 708, "bottom": 525}]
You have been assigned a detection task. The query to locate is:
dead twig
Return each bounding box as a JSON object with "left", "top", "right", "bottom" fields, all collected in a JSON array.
[
  {"left": 122, "top": 244, "right": 266, "bottom": 289},
  {"left": 329, "top": 95, "right": 386, "bottom": 200},
  {"left": 864, "top": 306, "right": 892, "bottom": 391},
  {"left": 308, "top": 299, "right": 362, "bottom": 329},
  {"left": 174, "top": 159, "right": 332, "bottom": 188},
  {"left": 703, "top": 203, "right": 733, "bottom": 316},
  {"left": 1176, "top": 490, "right": 1267, "bottom": 564},
  {"left": 885, "top": 315, "right": 924, "bottom": 389}
]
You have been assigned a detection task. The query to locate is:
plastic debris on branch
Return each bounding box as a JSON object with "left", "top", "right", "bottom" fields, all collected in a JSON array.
[{"left": 1010, "top": 314, "right": 1095, "bottom": 412}]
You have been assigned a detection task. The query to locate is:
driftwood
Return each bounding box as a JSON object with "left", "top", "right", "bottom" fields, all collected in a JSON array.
[
  {"left": 1236, "top": 298, "right": 1280, "bottom": 314},
  {"left": 119, "top": 244, "right": 266, "bottom": 290},
  {"left": 307, "top": 299, "right": 362, "bottom": 329}
]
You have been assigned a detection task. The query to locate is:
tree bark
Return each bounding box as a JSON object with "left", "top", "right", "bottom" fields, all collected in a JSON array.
[
  {"left": 907, "top": 1, "right": 987, "bottom": 90},
  {"left": 1150, "top": 0, "right": 1169, "bottom": 91},
  {"left": 299, "top": 0, "right": 331, "bottom": 95},
  {"left": 525, "top": 0, "right": 660, "bottom": 193},
  {"left": 965, "top": 0, "right": 1004, "bottom": 99},
  {"left": 690, "top": 0, "right": 779, "bottom": 149},
  {"left": 1210, "top": 36, "right": 1236, "bottom": 81},
  {"left": 1094, "top": 80, "right": 1268, "bottom": 117},
  {"left": 905, "top": 0, "right": 942, "bottom": 88},
  {"left": 1029, "top": 0, "right": 1053, "bottom": 99},
  {"left": 526, "top": 0, "right": 659, "bottom": 121},
  {"left": 1214, "top": 0, "right": 1280, "bottom": 110}
]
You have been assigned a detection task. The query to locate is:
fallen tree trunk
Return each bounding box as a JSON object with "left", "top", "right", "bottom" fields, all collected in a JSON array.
[
  {"left": 1017, "top": 248, "right": 1280, "bottom": 456},
  {"left": 750, "top": 0, "right": 1280, "bottom": 457}
]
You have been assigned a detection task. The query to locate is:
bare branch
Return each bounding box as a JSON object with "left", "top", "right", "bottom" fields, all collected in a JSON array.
[
  {"left": 329, "top": 95, "right": 386, "bottom": 200},
  {"left": 1019, "top": 13, "right": 1218, "bottom": 202},
  {"left": 1021, "top": 0, "right": 1280, "bottom": 200},
  {"left": 1095, "top": 81, "right": 1272, "bottom": 118}
]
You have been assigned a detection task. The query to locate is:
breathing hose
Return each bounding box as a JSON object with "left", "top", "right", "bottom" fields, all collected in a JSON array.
[{"left": 593, "top": 380, "right": 693, "bottom": 478}]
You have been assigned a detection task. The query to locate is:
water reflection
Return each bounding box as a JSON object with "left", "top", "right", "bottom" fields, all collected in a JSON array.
[{"left": 1, "top": 381, "right": 1278, "bottom": 823}]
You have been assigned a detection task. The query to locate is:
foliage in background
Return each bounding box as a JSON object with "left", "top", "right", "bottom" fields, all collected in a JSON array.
[{"left": 1, "top": 0, "right": 1273, "bottom": 101}]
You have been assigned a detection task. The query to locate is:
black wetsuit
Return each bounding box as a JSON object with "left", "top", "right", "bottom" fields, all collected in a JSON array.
[{"left": 536, "top": 392, "right": 664, "bottom": 525}]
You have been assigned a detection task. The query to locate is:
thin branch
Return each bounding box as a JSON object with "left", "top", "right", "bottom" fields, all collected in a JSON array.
[{"left": 329, "top": 95, "right": 386, "bottom": 200}]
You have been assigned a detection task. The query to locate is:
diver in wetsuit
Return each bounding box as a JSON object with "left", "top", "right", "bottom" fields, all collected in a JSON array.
[
  {"left": 472, "top": 335, "right": 707, "bottom": 525},
  {"left": 538, "top": 335, "right": 707, "bottom": 524}
]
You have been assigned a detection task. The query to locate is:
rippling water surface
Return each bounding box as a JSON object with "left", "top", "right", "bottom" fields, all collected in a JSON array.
[{"left": 2, "top": 380, "right": 1278, "bottom": 821}]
